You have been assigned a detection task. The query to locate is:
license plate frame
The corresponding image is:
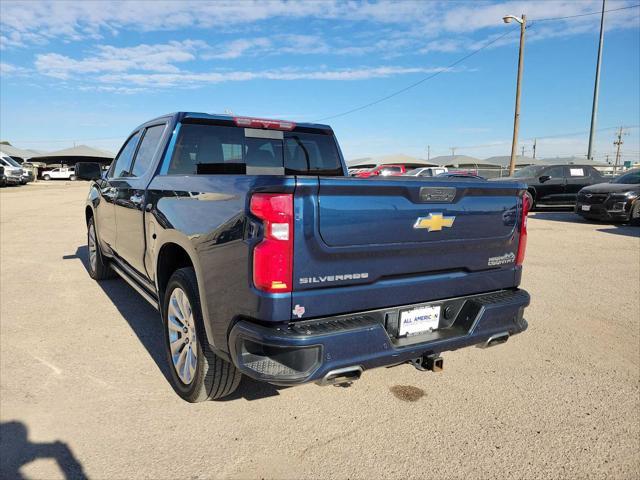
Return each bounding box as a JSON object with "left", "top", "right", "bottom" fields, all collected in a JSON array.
[{"left": 398, "top": 305, "right": 441, "bottom": 337}]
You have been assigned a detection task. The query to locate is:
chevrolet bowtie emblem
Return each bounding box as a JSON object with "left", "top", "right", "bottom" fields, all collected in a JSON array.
[{"left": 413, "top": 213, "right": 455, "bottom": 232}]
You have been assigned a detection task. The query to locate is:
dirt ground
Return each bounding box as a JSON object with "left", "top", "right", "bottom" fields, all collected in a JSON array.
[{"left": 1, "top": 181, "right": 639, "bottom": 479}]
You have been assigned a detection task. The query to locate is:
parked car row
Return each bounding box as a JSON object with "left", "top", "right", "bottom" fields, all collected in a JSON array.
[
  {"left": 0, "top": 151, "right": 80, "bottom": 187},
  {"left": 348, "top": 161, "right": 638, "bottom": 225}
]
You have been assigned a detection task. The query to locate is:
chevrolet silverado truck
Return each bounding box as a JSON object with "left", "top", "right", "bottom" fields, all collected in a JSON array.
[{"left": 77, "top": 112, "right": 531, "bottom": 402}]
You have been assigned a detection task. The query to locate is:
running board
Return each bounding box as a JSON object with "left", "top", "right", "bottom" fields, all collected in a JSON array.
[{"left": 110, "top": 263, "right": 159, "bottom": 310}]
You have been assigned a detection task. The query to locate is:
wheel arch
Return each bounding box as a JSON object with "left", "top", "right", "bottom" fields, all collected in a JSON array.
[
  {"left": 154, "top": 239, "right": 217, "bottom": 349},
  {"left": 85, "top": 205, "right": 94, "bottom": 225}
]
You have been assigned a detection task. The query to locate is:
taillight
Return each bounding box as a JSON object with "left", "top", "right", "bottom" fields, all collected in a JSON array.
[
  {"left": 516, "top": 193, "right": 530, "bottom": 266},
  {"left": 250, "top": 193, "right": 294, "bottom": 293},
  {"left": 234, "top": 116, "right": 296, "bottom": 131}
]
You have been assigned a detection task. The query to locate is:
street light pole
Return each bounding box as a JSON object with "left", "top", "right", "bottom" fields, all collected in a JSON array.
[
  {"left": 504, "top": 14, "right": 526, "bottom": 176},
  {"left": 587, "top": 0, "right": 606, "bottom": 161}
]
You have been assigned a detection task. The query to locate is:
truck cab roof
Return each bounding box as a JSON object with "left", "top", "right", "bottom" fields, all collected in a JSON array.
[{"left": 136, "top": 112, "right": 333, "bottom": 134}]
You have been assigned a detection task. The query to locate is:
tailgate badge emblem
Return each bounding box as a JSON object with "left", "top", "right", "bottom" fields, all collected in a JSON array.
[
  {"left": 293, "top": 304, "right": 306, "bottom": 319},
  {"left": 414, "top": 213, "right": 455, "bottom": 232}
]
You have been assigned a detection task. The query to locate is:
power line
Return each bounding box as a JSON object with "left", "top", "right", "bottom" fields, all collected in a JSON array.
[
  {"left": 314, "top": 3, "right": 640, "bottom": 123},
  {"left": 449, "top": 125, "right": 640, "bottom": 151},
  {"left": 314, "top": 29, "right": 517, "bottom": 122},
  {"left": 531, "top": 3, "right": 640, "bottom": 22}
]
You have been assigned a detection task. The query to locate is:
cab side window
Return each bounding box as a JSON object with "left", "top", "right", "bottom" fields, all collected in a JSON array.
[
  {"left": 109, "top": 131, "right": 142, "bottom": 178},
  {"left": 130, "top": 124, "right": 166, "bottom": 177},
  {"left": 544, "top": 166, "right": 565, "bottom": 179}
]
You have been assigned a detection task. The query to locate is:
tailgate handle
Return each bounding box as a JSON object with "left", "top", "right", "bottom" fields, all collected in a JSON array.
[{"left": 419, "top": 187, "right": 456, "bottom": 203}]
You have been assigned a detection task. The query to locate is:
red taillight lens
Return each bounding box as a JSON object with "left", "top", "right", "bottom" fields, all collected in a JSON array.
[
  {"left": 516, "top": 193, "right": 530, "bottom": 266},
  {"left": 250, "top": 193, "right": 294, "bottom": 293},
  {"left": 233, "top": 116, "right": 296, "bottom": 131}
]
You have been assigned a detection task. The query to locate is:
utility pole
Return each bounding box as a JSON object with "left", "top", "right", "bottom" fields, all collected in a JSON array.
[
  {"left": 587, "top": 0, "right": 606, "bottom": 161},
  {"left": 613, "top": 126, "right": 626, "bottom": 173},
  {"left": 532, "top": 138, "right": 537, "bottom": 159},
  {"left": 521, "top": 146, "right": 525, "bottom": 158},
  {"left": 427, "top": 145, "right": 431, "bottom": 162},
  {"left": 503, "top": 13, "right": 527, "bottom": 176},
  {"left": 450, "top": 147, "right": 457, "bottom": 159}
]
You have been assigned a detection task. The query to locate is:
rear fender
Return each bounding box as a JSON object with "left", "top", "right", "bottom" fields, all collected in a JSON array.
[{"left": 151, "top": 230, "right": 216, "bottom": 348}]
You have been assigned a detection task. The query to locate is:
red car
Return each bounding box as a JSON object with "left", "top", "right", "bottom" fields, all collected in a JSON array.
[{"left": 356, "top": 164, "right": 407, "bottom": 178}]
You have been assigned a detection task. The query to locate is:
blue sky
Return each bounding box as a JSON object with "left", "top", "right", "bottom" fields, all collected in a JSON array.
[{"left": 1, "top": 0, "right": 639, "bottom": 163}]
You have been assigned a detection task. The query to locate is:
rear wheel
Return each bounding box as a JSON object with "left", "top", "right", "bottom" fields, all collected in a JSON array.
[
  {"left": 70, "top": 175, "right": 76, "bottom": 181},
  {"left": 87, "top": 217, "right": 113, "bottom": 280},
  {"left": 43, "top": 174, "right": 51, "bottom": 181},
  {"left": 163, "top": 267, "right": 241, "bottom": 402}
]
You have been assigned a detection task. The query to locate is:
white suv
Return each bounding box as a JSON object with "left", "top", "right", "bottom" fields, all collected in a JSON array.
[
  {"left": 0, "top": 152, "right": 24, "bottom": 185},
  {"left": 42, "top": 167, "right": 76, "bottom": 181}
]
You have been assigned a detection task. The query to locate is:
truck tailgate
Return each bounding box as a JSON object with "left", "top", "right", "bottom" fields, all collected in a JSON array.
[{"left": 291, "top": 177, "right": 526, "bottom": 319}]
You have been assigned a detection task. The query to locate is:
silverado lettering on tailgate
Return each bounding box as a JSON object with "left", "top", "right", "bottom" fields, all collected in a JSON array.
[{"left": 299, "top": 273, "right": 369, "bottom": 284}]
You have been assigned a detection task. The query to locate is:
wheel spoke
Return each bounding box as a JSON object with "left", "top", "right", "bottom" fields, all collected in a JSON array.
[
  {"left": 169, "top": 336, "right": 183, "bottom": 355},
  {"left": 176, "top": 344, "right": 188, "bottom": 374},
  {"left": 169, "top": 297, "right": 184, "bottom": 322},
  {"left": 167, "top": 315, "right": 184, "bottom": 332}
]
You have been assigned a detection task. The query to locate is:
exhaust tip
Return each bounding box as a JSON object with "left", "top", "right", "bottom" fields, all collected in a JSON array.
[
  {"left": 478, "top": 332, "right": 510, "bottom": 349},
  {"left": 317, "top": 366, "right": 363, "bottom": 386}
]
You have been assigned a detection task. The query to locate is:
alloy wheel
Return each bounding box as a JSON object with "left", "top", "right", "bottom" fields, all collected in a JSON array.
[
  {"left": 88, "top": 224, "right": 97, "bottom": 273},
  {"left": 167, "top": 288, "right": 198, "bottom": 385}
]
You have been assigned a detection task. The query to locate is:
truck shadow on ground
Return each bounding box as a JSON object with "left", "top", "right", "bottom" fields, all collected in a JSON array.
[
  {"left": 530, "top": 211, "right": 639, "bottom": 237},
  {"left": 63, "top": 246, "right": 283, "bottom": 402},
  {"left": 0, "top": 421, "right": 87, "bottom": 480}
]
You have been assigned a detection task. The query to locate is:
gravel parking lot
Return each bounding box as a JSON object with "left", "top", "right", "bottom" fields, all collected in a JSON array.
[{"left": 1, "top": 181, "right": 639, "bottom": 480}]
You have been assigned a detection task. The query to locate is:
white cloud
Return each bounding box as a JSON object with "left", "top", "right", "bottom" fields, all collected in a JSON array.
[
  {"left": 35, "top": 40, "right": 203, "bottom": 79},
  {"left": 96, "top": 66, "right": 457, "bottom": 89},
  {"left": 0, "top": 61, "right": 29, "bottom": 75},
  {"left": 2, "top": 0, "right": 637, "bottom": 51}
]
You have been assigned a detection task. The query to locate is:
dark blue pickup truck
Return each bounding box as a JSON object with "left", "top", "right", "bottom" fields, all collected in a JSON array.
[{"left": 77, "top": 112, "right": 531, "bottom": 402}]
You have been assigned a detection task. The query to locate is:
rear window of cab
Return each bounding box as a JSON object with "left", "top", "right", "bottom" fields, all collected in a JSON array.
[{"left": 166, "top": 123, "right": 343, "bottom": 176}]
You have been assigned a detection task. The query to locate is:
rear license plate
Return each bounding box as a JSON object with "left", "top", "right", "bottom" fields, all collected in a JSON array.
[
  {"left": 399, "top": 305, "right": 440, "bottom": 337},
  {"left": 581, "top": 205, "right": 591, "bottom": 211}
]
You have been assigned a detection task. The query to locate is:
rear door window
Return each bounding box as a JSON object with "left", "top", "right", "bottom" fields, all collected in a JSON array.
[
  {"left": 130, "top": 124, "right": 166, "bottom": 177},
  {"left": 110, "top": 131, "right": 142, "bottom": 178},
  {"left": 167, "top": 123, "right": 342, "bottom": 176}
]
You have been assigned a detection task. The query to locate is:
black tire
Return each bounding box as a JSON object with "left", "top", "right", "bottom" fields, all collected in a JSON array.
[
  {"left": 43, "top": 174, "right": 51, "bottom": 180},
  {"left": 163, "top": 267, "right": 241, "bottom": 402},
  {"left": 630, "top": 201, "right": 640, "bottom": 226},
  {"left": 87, "top": 217, "right": 113, "bottom": 280}
]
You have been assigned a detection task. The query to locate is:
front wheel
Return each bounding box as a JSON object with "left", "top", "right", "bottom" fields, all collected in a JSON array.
[
  {"left": 163, "top": 267, "right": 241, "bottom": 402},
  {"left": 87, "top": 217, "right": 113, "bottom": 280},
  {"left": 630, "top": 201, "right": 640, "bottom": 226},
  {"left": 69, "top": 175, "right": 76, "bottom": 181}
]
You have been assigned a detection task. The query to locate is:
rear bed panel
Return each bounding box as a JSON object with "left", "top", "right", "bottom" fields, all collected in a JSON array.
[{"left": 291, "top": 177, "right": 526, "bottom": 320}]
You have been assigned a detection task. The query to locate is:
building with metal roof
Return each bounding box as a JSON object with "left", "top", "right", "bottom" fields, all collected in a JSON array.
[{"left": 29, "top": 145, "right": 114, "bottom": 166}]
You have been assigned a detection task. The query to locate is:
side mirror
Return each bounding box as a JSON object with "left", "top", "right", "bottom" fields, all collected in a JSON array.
[
  {"left": 539, "top": 175, "right": 551, "bottom": 183},
  {"left": 75, "top": 162, "right": 102, "bottom": 181}
]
